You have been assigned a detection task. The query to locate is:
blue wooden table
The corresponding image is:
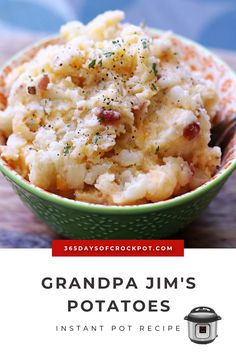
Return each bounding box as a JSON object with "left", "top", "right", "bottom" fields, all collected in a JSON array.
[{"left": 0, "top": 0, "right": 236, "bottom": 50}]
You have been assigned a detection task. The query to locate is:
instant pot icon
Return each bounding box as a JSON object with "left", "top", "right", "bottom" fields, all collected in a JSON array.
[{"left": 184, "top": 306, "right": 222, "bottom": 344}]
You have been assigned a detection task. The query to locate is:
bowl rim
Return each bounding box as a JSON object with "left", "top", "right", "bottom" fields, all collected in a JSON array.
[{"left": 0, "top": 30, "right": 236, "bottom": 215}]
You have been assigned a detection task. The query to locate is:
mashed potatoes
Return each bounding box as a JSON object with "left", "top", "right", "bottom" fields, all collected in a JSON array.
[{"left": 0, "top": 10, "right": 230, "bottom": 205}]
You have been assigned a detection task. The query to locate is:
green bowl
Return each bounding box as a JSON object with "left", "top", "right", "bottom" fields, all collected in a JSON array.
[{"left": 0, "top": 33, "right": 236, "bottom": 239}]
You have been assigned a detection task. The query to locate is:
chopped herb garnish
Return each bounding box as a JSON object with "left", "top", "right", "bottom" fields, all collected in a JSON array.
[
  {"left": 88, "top": 59, "right": 96, "bottom": 68},
  {"left": 93, "top": 133, "right": 100, "bottom": 144},
  {"left": 63, "top": 144, "right": 72, "bottom": 156},
  {"left": 98, "top": 59, "right": 103, "bottom": 66},
  {"left": 156, "top": 145, "right": 160, "bottom": 153},
  {"left": 152, "top": 62, "right": 158, "bottom": 76},
  {"left": 104, "top": 52, "right": 115, "bottom": 58},
  {"left": 151, "top": 83, "right": 157, "bottom": 91},
  {"left": 141, "top": 39, "right": 148, "bottom": 49}
]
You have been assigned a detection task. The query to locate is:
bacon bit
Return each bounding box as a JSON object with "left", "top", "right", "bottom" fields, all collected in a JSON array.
[
  {"left": 183, "top": 122, "right": 200, "bottom": 140},
  {"left": 0, "top": 75, "right": 5, "bottom": 88},
  {"left": 221, "top": 79, "right": 232, "bottom": 93},
  {"left": 205, "top": 73, "right": 214, "bottom": 81},
  {"left": 0, "top": 92, "right": 7, "bottom": 107},
  {"left": 202, "top": 56, "right": 214, "bottom": 69},
  {"left": 71, "top": 76, "right": 84, "bottom": 87},
  {"left": 96, "top": 108, "right": 121, "bottom": 124},
  {"left": 222, "top": 97, "right": 232, "bottom": 106},
  {"left": 38, "top": 74, "right": 50, "bottom": 90},
  {"left": 226, "top": 108, "right": 234, "bottom": 116},
  {"left": 190, "top": 64, "right": 197, "bottom": 71},
  {"left": 27, "top": 86, "right": 36, "bottom": 95},
  {"left": 3, "top": 66, "right": 12, "bottom": 76},
  {"left": 184, "top": 45, "right": 197, "bottom": 61}
]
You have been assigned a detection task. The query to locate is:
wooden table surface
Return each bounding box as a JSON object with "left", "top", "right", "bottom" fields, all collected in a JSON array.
[{"left": 0, "top": 35, "right": 235, "bottom": 248}]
